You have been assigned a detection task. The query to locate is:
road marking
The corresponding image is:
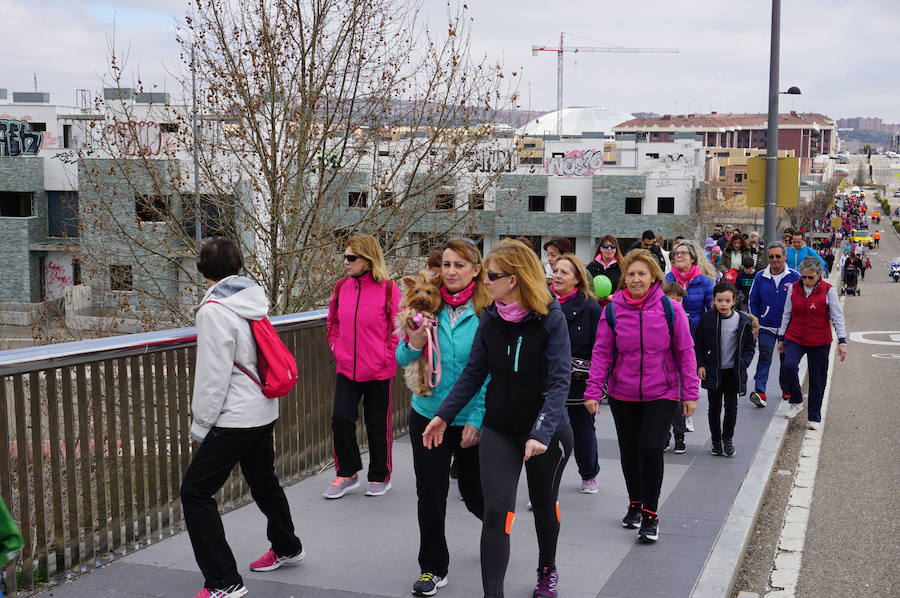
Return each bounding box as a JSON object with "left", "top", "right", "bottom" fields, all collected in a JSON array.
[
  {"left": 848, "top": 331, "right": 900, "bottom": 346},
  {"left": 765, "top": 297, "right": 844, "bottom": 597},
  {"left": 871, "top": 353, "right": 900, "bottom": 359}
]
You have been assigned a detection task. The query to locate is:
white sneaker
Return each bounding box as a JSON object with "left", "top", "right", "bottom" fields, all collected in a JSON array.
[
  {"left": 785, "top": 403, "right": 804, "bottom": 419},
  {"left": 807, "top": 421, "right": 820, "bottom": 430},
  {"left": 685, "top": 416, "right": 695, "bottom": 432}
]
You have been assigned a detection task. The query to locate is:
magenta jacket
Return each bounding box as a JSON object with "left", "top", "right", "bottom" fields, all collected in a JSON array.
[
  {"left": 327, "top": 272, "right": 401, "bottom": 382},
  {"left": 584, "top": 283, "right": 700, "bottom": 403}
]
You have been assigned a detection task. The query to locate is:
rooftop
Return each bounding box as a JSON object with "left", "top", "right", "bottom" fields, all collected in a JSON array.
[{"left": 614, "top": 111, "right": 835, "bottom": 131}]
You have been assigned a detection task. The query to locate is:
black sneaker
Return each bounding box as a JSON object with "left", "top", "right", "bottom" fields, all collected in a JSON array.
[
  {"left": 711, "top": 441, "right": 724, "bottom": 456},
  {"left": 723, "top": 439, "right": 735, "bottom": 457},
  {"left": 622, "top": 501, "right": 642, "bottom": 529},
  {"left": 412, "top": 572, "right": 447, "bottom": 596},
  {"left": 638, "top": 510, "right": 659, "bottom": 543},
  {"left": 663, "top": 435, "right": 670, "bottom": 453},
  {"left": 673, "top": 438, "right": 686, "bottom": 454}
]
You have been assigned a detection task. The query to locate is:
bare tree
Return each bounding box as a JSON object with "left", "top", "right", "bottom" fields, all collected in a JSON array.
[{"left": 76, "top": 0, "right": 517, "bottom": 326}]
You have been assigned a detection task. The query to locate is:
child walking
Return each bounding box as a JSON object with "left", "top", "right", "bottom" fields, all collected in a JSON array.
[
  {"left": 661, "top": 282, "right": 688, "bottom": 454},
  {"left": 694, "top": 282, "right": 756, "bottom": 457},
  {"left": 734, "top": 257, "right": 757, "bottom": 310}
]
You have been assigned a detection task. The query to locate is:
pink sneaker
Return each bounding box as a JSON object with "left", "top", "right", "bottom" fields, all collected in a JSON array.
[
  {"left": 249, "top": 547, "right": 305, "bottom": 572},
  {"left": 193, "top": 584, "right": 248, "bottom": 598}
]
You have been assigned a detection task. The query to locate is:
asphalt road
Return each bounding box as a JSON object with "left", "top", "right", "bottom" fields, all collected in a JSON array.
[{"left": 795, "top": 191, "right": 900, "bottom": 597}]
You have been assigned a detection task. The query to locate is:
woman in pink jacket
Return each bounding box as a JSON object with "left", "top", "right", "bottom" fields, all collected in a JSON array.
[
  {"left": 584, "top": 250, "right": 700, "bottom": 544},
  {"left": 324, "top": 235, "right": 401, "bottom": 499}
]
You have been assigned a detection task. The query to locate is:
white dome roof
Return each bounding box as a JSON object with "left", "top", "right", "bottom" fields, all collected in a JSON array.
[{"left": 518, "top": 106, "right": 634, "bottom": 137}]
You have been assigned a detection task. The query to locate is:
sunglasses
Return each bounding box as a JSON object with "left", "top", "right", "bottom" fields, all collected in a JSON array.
[
  {"left": 343, "top": 254, "right": 361, "bottom": 262},
  {"left": 800, "top": 275, "right": 818, "bottom": 280},
  {"left": 487, "top": 271, "right": 511, "bottom": 281},
  {"left": 767, "top": 254, "right": 783, "bottom": 259},
  {"left": 600, "top": 244, "right": 616, "bottom": 249}
]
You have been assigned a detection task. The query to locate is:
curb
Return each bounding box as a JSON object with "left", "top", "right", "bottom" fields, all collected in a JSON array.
[{"left": 690, "top": 360, "right": 807, "bottom": 598}]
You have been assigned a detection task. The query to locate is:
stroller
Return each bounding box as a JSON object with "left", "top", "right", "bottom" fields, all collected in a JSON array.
[{"left": 841, "top": 264, "right": 861, "bottom": 296}]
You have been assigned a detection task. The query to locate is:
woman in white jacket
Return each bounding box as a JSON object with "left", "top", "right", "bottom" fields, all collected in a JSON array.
[{"left": 181, "top": 239, "right": 304, "bottom": 598}]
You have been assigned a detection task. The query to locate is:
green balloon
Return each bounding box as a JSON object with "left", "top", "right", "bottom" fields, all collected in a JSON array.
[{"left": 593, "top": 275, "right": 612, "bottom": 298}]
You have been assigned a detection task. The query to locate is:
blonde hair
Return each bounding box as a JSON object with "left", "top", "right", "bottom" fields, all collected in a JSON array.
[
  {"left": 346, "top": 234, "right": 390, "bottom": 283},
  {"left": 617, "top": 249, "right": 664, "bottom": 290},
  {"left": 488, "top": 239, "right": 553, "bottom": 315},
  {"left": 672, "top": 240, "right": 717, "bottom": 279},
  {"left": 557, "top": 253, "right": 596, "bottom": 299},
  {"left": 441, "top": 239, "right": 491, "bottom": 316}
]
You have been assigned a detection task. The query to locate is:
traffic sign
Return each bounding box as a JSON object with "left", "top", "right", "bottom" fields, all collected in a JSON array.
[{"left": 746, "top": 156, "right": 800, "bottom": 208}]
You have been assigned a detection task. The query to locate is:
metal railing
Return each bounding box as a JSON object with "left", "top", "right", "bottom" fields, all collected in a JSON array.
[{"left": 0, "top": 311, "right": 411, "bottom": 596}]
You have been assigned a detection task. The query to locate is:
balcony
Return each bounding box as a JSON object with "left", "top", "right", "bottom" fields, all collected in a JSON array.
[{"left": 0, "top": 312, "right": 411, "bottom": 596}]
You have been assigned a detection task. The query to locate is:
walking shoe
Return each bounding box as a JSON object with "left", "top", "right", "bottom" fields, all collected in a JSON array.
[
  {"left": 411, "top": 572, "right": 448, "bottom": 596},
  {"left": 782, "top": 392, "right": 791, "bottom": 400},
  {"left": 638, "top": 510, "right": 659, "bottom": 543},
  {"left": 749, "top": 390, "right": 768, "bottom": 408},
  {"left": 580, "top": 477, "right": 599, "bottom": 494},
  {"left": 193, "top": 584, "right": 248, "bottom": 598},
  {"left": 533, "top": 566, "right": 558, "bottom": 598},
  {"left": 663, "top": 435, "right": 670, "bottom": 452},
  {"left": 323, "top": 475, "right": 359, "bottom": 499},
  {"left": 673, "top": 438, "right": 686, "bottom": 454},
  {"left": 723, "top": 439, "right": 735, "bottom": 457},
  {"left": 250, "top": 547, "right": 305, "bottom": 572},
  {"left": 785, "top": 403, "right": 804, "bottom": 419},
  {"left": 365, "top": 481, "right": 392, "bottom": 496},
  {"left": 622, "top": 501, "right": 642, "bottom": 528},
  {"left": 807, "top": 421, "right": 820, "bottom": 430},
  {"left": 710, "top": 441, "right": 724, "bottom": 456},
  {"left": 685, "top": 416, "right": 695, "bottom": 432}
]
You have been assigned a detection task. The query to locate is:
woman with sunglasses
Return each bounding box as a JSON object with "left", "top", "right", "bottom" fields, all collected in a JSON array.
[
  {"left": 422, "top": 239, "right": 573, "bottom": 598},
  {"left": 586, "top": 235, "right": 623, "bottom": 301},
  {"left": 777, "top": 257, "right": 847, "bottom": 430},
  {"left": 324, "top": 235, "right": 401, "bottom": 499}
]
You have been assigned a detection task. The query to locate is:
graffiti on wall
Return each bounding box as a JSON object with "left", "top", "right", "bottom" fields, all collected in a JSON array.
[
  {"left": 473, "top": 149, "right": 517, "bottom": 173},
  {"left": 661, "top": 153, "right": 694, "bottom": 169},
  {"left": 104, "top": 121, "right": 164, "bottom": 156},
  {"left": 0, "top": 120, "right": 43, "bottom": 156},
  {"left": 545, "top": 149, "right": 604, "bottom": 177}
]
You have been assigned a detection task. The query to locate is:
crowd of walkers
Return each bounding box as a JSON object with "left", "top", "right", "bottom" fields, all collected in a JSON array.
[{"left": 181, "top": 206, "right": 854, "bottom": 597}]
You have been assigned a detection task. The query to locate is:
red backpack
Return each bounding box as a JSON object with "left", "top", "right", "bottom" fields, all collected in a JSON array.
[{"left": 203, "top": 302, "right": 299, "bottom": 399}]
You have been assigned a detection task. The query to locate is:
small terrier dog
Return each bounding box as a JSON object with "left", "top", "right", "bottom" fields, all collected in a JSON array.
[{"left": 396, "top": 271, "right": 443, "bottom": 396}]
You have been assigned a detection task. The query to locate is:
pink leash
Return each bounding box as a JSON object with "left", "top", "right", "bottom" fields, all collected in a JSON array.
[{"left": 424, "top": 319, "right": 442, "bottom": 388}]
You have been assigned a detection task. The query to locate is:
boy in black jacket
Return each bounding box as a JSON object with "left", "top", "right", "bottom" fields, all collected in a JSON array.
[{"left": 695, "top": 282, "right": 757, "bottom": 457}]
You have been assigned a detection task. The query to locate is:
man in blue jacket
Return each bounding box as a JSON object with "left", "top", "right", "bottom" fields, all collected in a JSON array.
[
  {"left": 787, "top": 233, "right": 827, "bottom": 276},
  {"left": 748, "top": 241, "right": 800, "bottom": 408}
]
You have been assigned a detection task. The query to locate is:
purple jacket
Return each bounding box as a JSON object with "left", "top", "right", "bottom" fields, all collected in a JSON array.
[{"left": 584, "top": 283, "right": 700, "bottom": 403}]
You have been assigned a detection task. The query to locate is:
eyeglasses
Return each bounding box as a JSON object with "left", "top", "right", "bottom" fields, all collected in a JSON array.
[
  {"left": 767, "top": 254, "right": 783, "bottom": 259},
  {"left": 343, "top": 254, "right": 361, "bottom": 262},
  {"left": 800, "top": 275, "right": 818, "bottom": 280},
  {"left": 487, "top": 271, "right": 511, "bottom": 281},
  {"left": 600, "top": 244, "right": 616, "bottom": 249},
  {"left": 672, "top": 250, "right": 690, "bottom": 256}
]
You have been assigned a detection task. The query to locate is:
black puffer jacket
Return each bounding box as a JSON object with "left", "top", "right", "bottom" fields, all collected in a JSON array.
[
  {"left": 694, "top": 310, "right": 756, "bottom": 394},
  {"left": 586, "top": 259, "right": 622, "bottom": 291},
  {"left": 560, "top": 292, "right": 602, "bottom": 403}
]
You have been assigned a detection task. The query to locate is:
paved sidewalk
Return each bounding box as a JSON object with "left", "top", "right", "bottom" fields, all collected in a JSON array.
[{"left": 39, "top": 364, "right": 787, "bottom": 598}]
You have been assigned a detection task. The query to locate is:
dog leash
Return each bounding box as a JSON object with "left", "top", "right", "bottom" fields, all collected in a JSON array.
[{"left": 425, "top": 320, "right": 442, "bottom": 388}]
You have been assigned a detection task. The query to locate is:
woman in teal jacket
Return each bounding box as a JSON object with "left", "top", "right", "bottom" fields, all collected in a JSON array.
[{"left": 398, "top": 238, "right": 490, "bottom": 598}]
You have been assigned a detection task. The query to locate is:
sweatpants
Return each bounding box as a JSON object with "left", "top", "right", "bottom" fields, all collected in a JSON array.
[
  {"left": 566, "top": 403, "right": 600, "bottom": 480},
  {"left": 707, "top": 368, "right": 739, "bottom": 443},
  {"left": 783, "top": 340, "right": 831, "bottom": 423},
  {"left": 479, "top": 425, "right": 573, "bottom": 598},
  {"left": 754, "top": 329, "right": 788, "bottom": 395},
  {"left": 331, "top": 374, "right": 393, "bottom": 482},
  {"left": 608, "top": 398, "right": 678, "bottom": 513},
  {"left": 409, "top": 409, "right": 483, "bottom": 578},
  {"left": 180, "top": 422, "right": 302, "bottom": 590}
]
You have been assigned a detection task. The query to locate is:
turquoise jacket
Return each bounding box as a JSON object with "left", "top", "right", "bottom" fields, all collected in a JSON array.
[{"left": 396, "top": 303, "right": 488, "bottom": 428}]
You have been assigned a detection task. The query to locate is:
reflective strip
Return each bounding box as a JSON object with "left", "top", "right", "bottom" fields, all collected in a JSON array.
[
  {"left": 505, "top": 511, "right": 515, "bottom": 534},
  {"left": 555, "top": 502, "right": 561, "bottom": 523}
]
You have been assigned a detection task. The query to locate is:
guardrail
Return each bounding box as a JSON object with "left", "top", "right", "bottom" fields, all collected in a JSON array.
[{"left": 0, "top": 311, "right": 411, "bottom": 596}]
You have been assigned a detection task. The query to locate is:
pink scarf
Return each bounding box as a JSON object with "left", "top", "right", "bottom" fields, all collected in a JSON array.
[
  {"left": 595, "top": 255, "right": 617, "bottom": 268},
  {"left": 622, "top": 288, "right": 651, "bottom": 309},
  {"left": 672, "top": 264, "right": 701, "bottom": 290},
  {"left": 440, "top": 280, "right": 475, "bottom": 307},
  {"left": 551, "top": 286, "right": 578, "bottom": 304},
  {"left": 496, "top": 301, "right": 529, "bottom": 323}
]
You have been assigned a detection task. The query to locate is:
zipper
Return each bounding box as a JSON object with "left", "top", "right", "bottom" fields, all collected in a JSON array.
[
  {"left": 513, "top": 335, "right": 523, "bottom": 373},
  {"left": 352, "top": 278, "right": 361, "bottom": 380},
  {"left": 638, "top": 309, "right": 644, "bottom": 401},
  {"left": 716, "top": 312, "right": 722, "bottom": 383}
]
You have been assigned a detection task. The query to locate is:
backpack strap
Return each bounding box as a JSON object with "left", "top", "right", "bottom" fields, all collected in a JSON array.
[
  {"left": 661, "top": 295, "right": 675, "bottom": 339},
  {"left": 199, "top": 300, "right": 262, "bottom": 386}
]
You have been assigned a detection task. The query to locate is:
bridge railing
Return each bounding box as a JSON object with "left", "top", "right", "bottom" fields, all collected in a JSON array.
[{"left": 0, "top": 311, "right": 411, "bottom": 596}]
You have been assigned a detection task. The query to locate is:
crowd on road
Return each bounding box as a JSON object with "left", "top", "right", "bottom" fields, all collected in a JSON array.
[{"left": 162, "top": 189, "right": 866, "bottom": 598}]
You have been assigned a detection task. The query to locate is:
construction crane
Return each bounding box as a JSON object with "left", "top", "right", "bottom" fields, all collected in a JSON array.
[{"left": 531, "top": 33, "right": 679, "bottom": 136}]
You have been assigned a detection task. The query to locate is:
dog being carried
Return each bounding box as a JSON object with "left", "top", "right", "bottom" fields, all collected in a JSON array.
[{"left": 396, "top": 271, "right": 443, "bottom": 396}]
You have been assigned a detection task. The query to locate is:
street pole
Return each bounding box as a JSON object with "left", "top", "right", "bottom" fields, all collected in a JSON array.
[{"left": 763, "top": 0, "right": 781, "bottom": 246}]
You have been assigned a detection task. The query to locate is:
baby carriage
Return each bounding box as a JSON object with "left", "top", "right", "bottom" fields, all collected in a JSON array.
[{"left": 841, "top": 264, "right": 860, "bottom": 296}]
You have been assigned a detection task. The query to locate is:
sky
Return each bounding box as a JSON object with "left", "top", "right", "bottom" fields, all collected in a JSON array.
[{"left": 3, "top": 0, "right": 899, "bottom": 122}]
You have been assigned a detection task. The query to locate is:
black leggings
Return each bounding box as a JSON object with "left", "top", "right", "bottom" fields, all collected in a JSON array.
[
  {"left": 479, "top": 425, "right": 572, "bottom": 598},
  {"left": 708, "top": 368, "right": 738, "bottom": 443},
  {"left": 609, "top": 398, "right": 678, "bottom": 513}
]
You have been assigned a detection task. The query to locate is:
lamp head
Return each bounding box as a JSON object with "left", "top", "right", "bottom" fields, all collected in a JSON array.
[{"left": 784, "top": 86, "right": 801, "bottom": 95}]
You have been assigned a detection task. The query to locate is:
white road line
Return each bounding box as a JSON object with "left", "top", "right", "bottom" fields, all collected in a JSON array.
[{"left": 765, "top": 296, "right": 845, "bottom": 597}]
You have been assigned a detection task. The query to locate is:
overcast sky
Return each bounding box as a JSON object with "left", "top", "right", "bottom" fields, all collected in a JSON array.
[{"left": 3, "top": 0, "right": 899, "bottom": 122}]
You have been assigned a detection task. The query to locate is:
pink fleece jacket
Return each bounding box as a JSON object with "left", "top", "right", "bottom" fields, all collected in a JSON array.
[
  {"left": 584, "top": 283, "right": 700, "bottom": 403},
  {"left": 327, "top": 273, "right": 401, "bottom": 382}
]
